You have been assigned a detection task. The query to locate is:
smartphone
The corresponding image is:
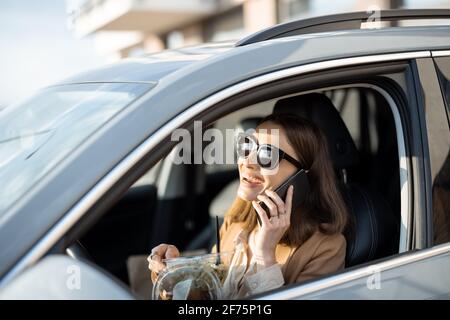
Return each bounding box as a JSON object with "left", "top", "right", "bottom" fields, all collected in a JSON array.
[{"left": 256, "top": 169, "right": 310, "bottom": 225}]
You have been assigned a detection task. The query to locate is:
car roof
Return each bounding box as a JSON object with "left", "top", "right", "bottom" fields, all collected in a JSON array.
[
  {"left": 58, "top": 41, "right": 236, "bottom": 84},
  {"left": 58, "top": 26, "right": 450, "bottom": 84}
]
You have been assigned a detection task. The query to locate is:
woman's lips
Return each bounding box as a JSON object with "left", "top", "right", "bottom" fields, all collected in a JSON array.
[{"left": 241, "top": 175, "right": 264, "bottom": 188}]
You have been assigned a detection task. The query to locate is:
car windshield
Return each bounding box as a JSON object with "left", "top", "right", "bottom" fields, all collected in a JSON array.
[{"left": 0, "top": 82, "right": 152, "bottom": 219}]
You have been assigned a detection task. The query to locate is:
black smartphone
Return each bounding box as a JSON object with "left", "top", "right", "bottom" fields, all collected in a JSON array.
[{"left": 256, "top": 169, "right": 310, "bottom": 225}]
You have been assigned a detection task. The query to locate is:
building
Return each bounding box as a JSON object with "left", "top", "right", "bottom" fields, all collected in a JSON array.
[{"left": 66, "top": 0, "right": 450, "bottom": 61}]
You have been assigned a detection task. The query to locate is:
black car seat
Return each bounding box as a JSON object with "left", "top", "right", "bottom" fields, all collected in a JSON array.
[{"left": 273, "top": 92, "right": 399, "bottom": 267}]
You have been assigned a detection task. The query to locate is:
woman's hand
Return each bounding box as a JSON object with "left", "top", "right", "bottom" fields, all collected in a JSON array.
[
  {"left": 252, "top": 185, "right": 293, "bottom": 267},
  {"left": 147, "top": 243, "right": 180, "bottom": 274}
]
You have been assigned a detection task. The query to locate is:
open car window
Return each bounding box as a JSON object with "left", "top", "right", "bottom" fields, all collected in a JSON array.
[{"left": 75, "top": 81, "right": 405, "bottom": 300}]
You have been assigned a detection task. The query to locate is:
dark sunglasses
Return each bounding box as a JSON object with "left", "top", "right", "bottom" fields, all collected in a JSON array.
[{"left": 235, "top": 133, "right": 302, "bottom": 170}]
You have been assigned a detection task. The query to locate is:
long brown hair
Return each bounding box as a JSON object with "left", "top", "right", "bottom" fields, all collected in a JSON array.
[{"left": 227, "top": 113, "right": 348, "bottom": 247}]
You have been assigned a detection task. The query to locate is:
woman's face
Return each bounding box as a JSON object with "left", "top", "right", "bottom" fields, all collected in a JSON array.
[{"left": 237, "top": 121, "right": 299, "bottom": 202}]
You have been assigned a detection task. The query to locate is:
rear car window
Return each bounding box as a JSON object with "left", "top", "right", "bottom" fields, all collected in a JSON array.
[
  {"left": 435, "top": 56, "right": 450, "bottom": 125},
  {"left": 431, "top": 57, "right": 450, "bottom": 245}
]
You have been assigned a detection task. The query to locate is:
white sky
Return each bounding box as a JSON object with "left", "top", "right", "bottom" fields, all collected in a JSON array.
[
  {"left": 0, "top": 0, "right": 105, "bottom": 107},
  {"left": 1, "top": 0, "right": 449, "bottom": 108}
]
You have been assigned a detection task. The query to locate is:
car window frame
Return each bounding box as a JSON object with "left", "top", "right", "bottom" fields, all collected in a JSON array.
[
  {"left": 413, "top": 56, "right": 450, "bottom": 248},
  {"left": 432, "top": 51, "right": 450, "bottom": 122},
  {"left": 428, "top": 51, "right": 450, "bottom": 246}
]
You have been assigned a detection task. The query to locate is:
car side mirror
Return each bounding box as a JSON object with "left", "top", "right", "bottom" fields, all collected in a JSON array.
[{"left": 0, "top": 255, "right": 134, "bottom": 299}]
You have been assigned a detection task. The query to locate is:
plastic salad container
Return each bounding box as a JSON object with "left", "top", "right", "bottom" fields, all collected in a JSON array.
[{"left": 152, "top": 252, "right": 231, "bottom": 300}]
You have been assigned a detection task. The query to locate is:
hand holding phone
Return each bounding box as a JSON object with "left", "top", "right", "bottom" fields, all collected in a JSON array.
[{"left": 256, "top": 169, "right": 310, "bottom": 225}]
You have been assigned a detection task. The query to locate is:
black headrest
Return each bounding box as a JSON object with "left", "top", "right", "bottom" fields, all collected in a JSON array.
[
  {"left": 236, "top": 117, "right": 263, "bottom": 132},
  {"left": 273, "top": 93, "right": 359, "bottom": 169},
  {"left": 342, "top": 183, "right": 399, "bottom": 267}
]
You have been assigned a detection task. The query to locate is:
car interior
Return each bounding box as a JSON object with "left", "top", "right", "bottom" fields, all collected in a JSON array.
[{"left": 73, "top": 85, "right": 401, "bottom": 299}]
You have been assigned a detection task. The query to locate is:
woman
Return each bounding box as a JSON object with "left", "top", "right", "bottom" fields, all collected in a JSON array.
[{"left": 148, "top": 113, "right": 348, "bottom": 298}]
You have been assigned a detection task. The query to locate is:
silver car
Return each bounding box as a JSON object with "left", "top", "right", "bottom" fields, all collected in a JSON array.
[{"left": 0, "top": 9, "right": 449, "bottom": 300}]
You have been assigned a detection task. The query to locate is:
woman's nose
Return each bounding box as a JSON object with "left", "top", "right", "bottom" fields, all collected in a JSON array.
[{"left": 242, "top": 150, "right": 259, "bottom": 169}]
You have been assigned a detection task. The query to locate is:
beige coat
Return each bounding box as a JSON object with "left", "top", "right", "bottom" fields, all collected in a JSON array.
[{"left": 216, "top": 214, "right": 346, "bottom": 286}]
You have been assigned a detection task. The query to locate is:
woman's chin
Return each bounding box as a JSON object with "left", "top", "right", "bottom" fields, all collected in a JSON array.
[{"left": 237, "top": 185, "right": 263, "bottom": 202}]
